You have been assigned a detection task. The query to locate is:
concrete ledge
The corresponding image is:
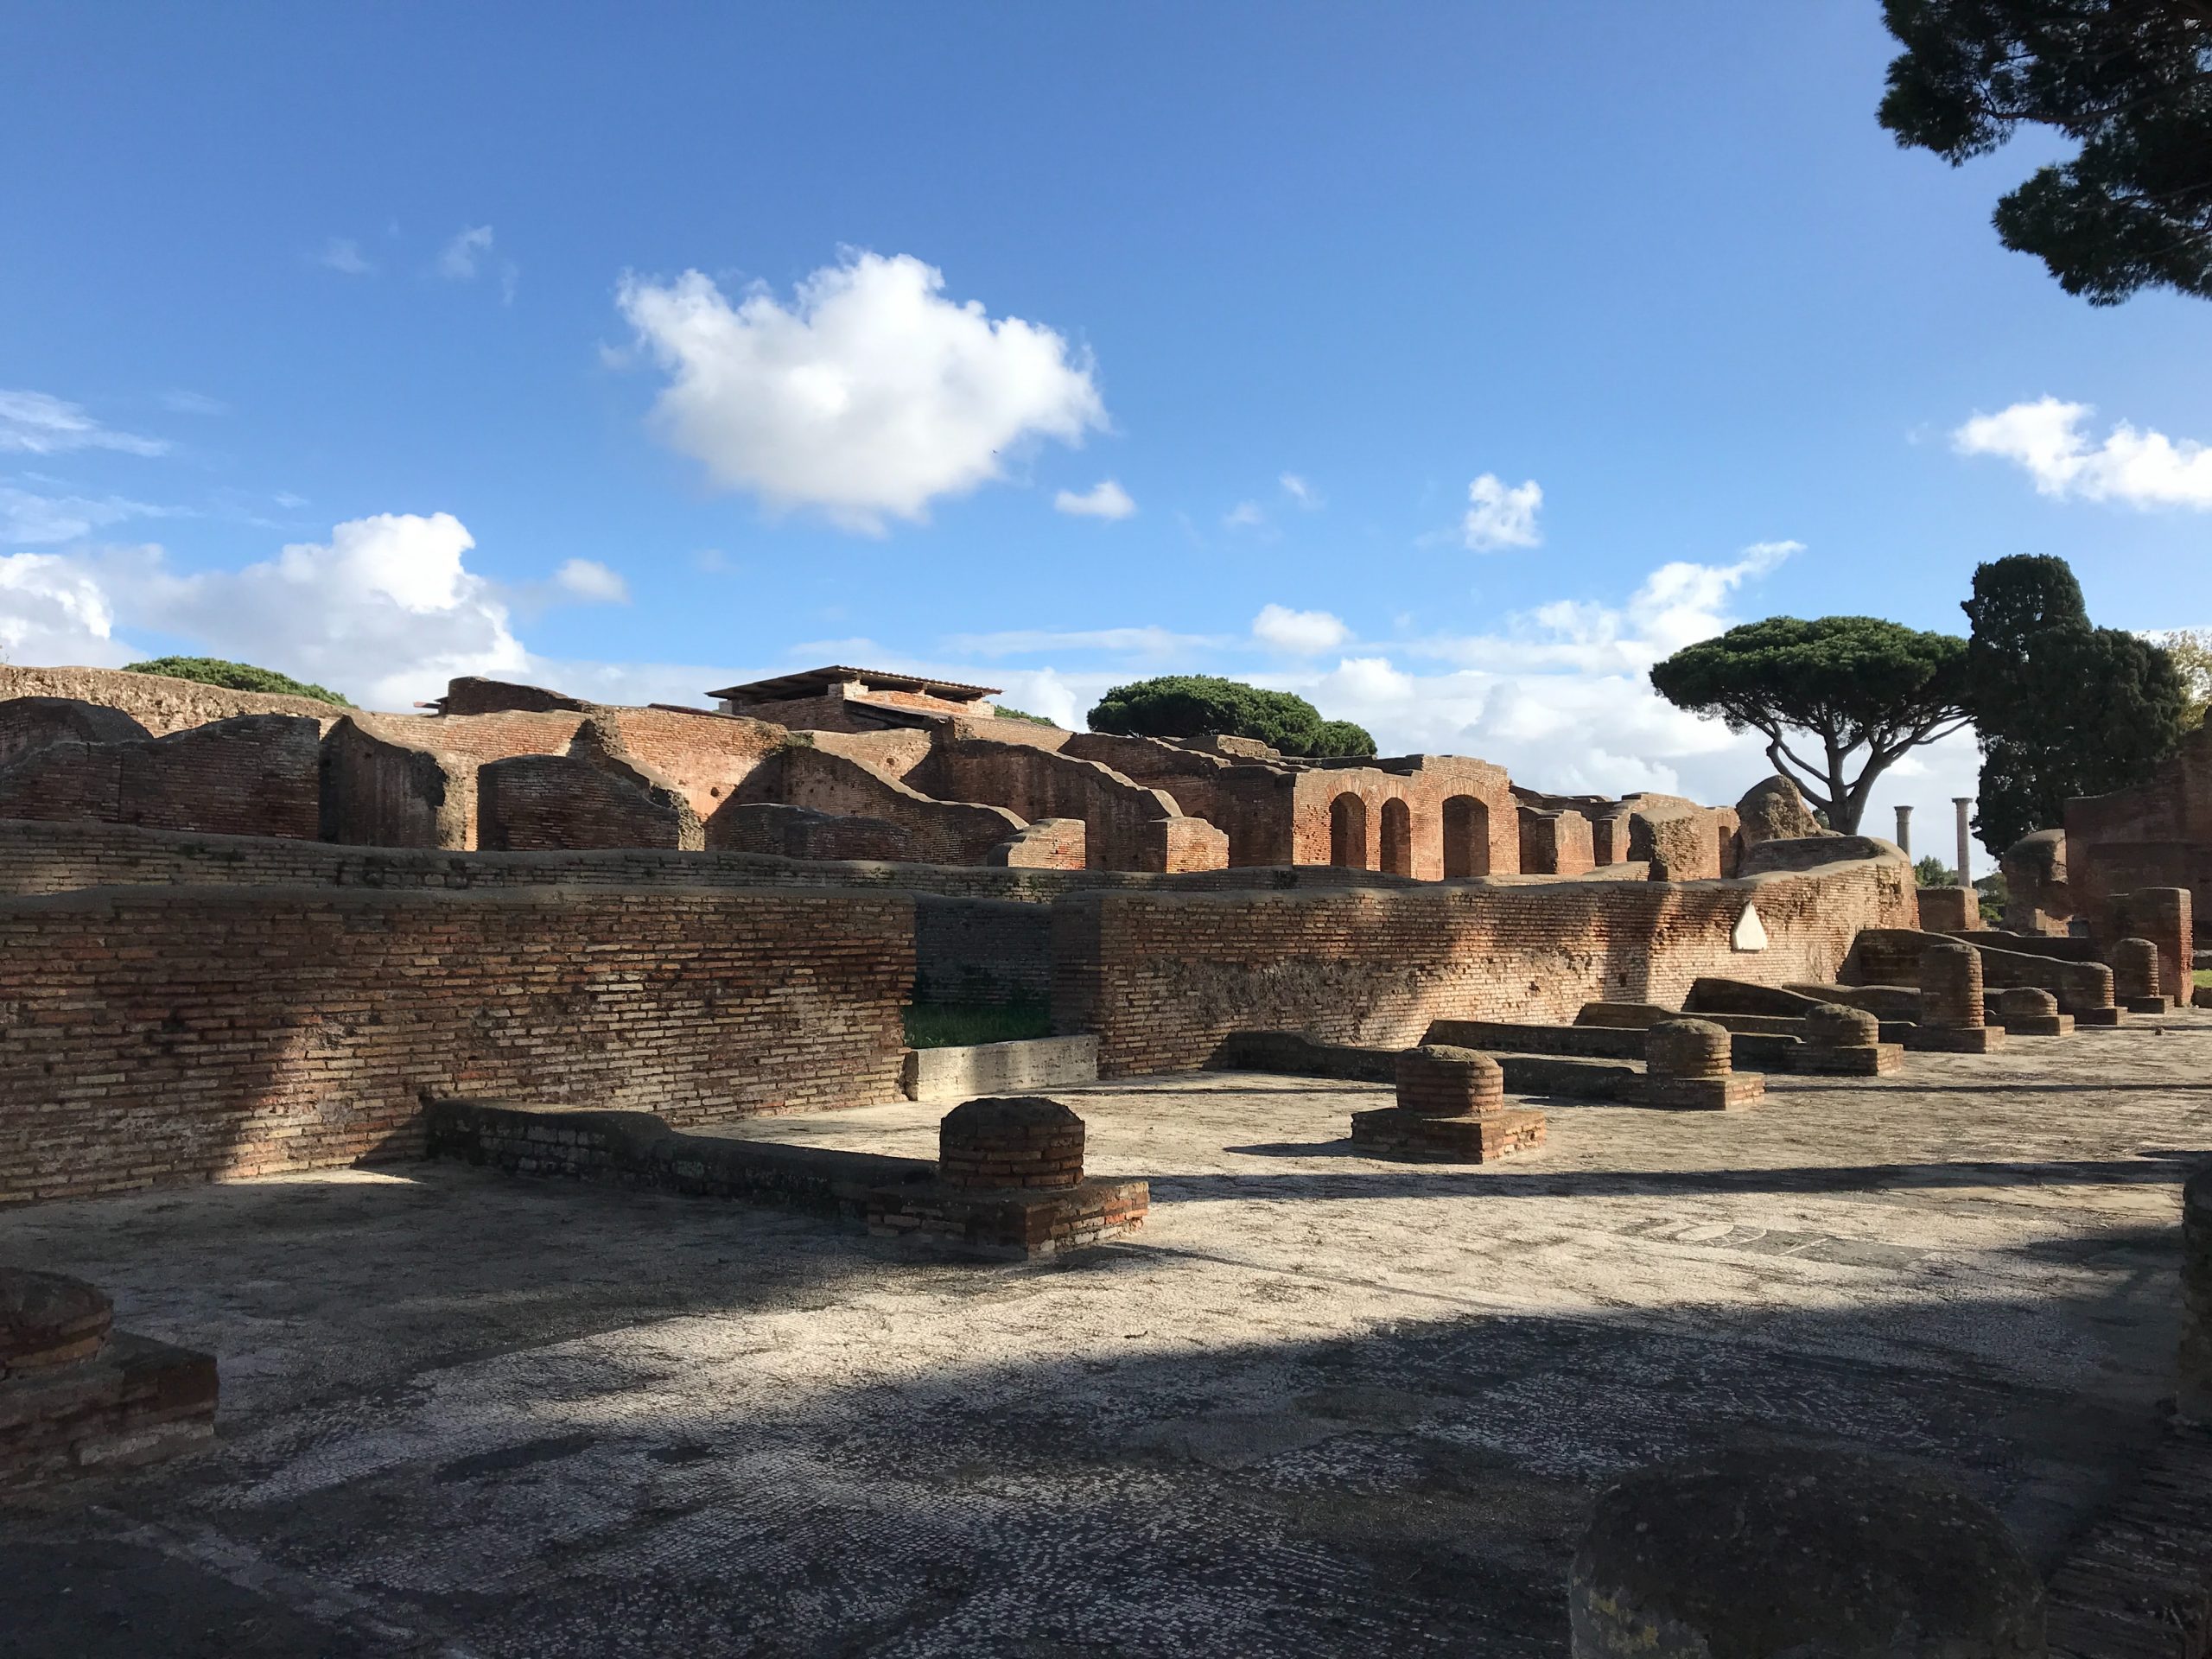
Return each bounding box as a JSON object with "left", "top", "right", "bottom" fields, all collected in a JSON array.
[
  {"left": 902, "top": 1034, "right": 1099, "bottom": 1103},
  {"left": 0, "top": 1332, "right": 217, "bottom": 1487}
]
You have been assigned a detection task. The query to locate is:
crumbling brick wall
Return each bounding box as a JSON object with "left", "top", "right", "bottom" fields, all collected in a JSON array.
[
  {"left": 0, "top": 664, "right": 345, "bottom": 735},
  {"left": 0, "top": 715, "right": 321, "bottom": 840},
  {"left": 703, "top": 801, "right": 918, "bottom": 862},
  {"left": 767, "top": 745, "right": 1026, "bottom": 865},
  {"left": 2064, "top": 722, "right": 2212, "bottom": 943},
  {"left": 598, "top": 706, "right": 785, "bottom": 818},
  {"left": 1052, "top": 853, "right": 1916, "bottom": 1075},
  {"left": 318, "top": 716, "right": 471, "bottom": 849},
  {"left": 0, "top": 883, "right": 914, "bottom": 1204},
  {"left": 1518, "top": 807, "right": 1595, "bottom": 876},
  {"left": 479, "top": 721, "right": 704, "bottom": 851},
  {"left": 934, "top": 736, "right": 1227, "bottom": 872},
  {"left": 438, "top": 677, "right": 591, "bottom": 715},
  {"left": 0, "top": 697, "right": 150, "bottom": 767}
]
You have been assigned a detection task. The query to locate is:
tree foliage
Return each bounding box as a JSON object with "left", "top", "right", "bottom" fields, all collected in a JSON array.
[
  {"left": 2155, "top": 626, "right": 2212, "bottom": 727},
  {"left": 1086, "top": 675, "right": 1377, "bottom": 757},
  {"left": 1962, "top": 554, "right": 2186, "bottom": 850},
  {"left": 123, "top": 656, "right": 351, "bottom": 708},
  {"left": 1648, "top": 616, "right": 1971, "bottom": 834},
  {"left": 1878, "top": 0, "right": 2212, "bottom": 304}
]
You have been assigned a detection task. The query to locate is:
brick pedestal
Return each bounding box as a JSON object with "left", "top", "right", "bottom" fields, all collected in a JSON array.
[
  {"left": 1995, "top": 986, "right": 2073, "bottom": 1037},
  {"left": 1, "top": 1268, "right": 216, "bottom": 1487},
  {"left": 1913, "top": 943, "right": 2006, "bottom": 1053},
  {"left": 2111, "top": 937, "right": 2168, "bottom": 1014},
  {"left": 1632, "top": 1019, "right": 1764, "bottom": 1109},
  {"left": 1350, "top": 1044, "right": 1546, "bottom": 1162},
  {"left": 1790, "top": 1002, "right": 1904, "bottom": 1076},
  {"left": 871, "top": 1097, "right": 1147, "bottom": 1259}
]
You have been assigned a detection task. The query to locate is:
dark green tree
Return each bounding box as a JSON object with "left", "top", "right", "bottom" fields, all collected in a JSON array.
[
  {"left": 1878, "top": 0, "right": 2212, "bottom": 305},
  {"left": 1086, "top": 675, "right": 1376, "bottom": 757},
  {"left": 1649, "top": 617, "right": 1971, "bottom": 833},
  {"left": 124, "top": 656, "right": 351, "bottom": 707},
  {"left": 1962, "top": 554, "right": 2187, "bottom": 849}
]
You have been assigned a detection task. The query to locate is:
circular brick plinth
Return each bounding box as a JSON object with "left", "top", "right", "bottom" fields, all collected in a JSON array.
[
  {"left": 1804, "top": 1003, "right": 1880, "bottom": 1049},
  {"left": 1646, "top": 1020, "right": 1731, "bottom": 1081},
  {"left": 1395, "top": 1044, "right": 1505, "bottom": 1118},
  {"left": 2112, "top": 938, "right": 2162, "bottom": 1004},
  {"left": 1570, "top": 1446, "right": 2044, "bottom": 1657},
  {"left": 1997, "top": 986, "right": 2058, "bottom": 1022},
  {"left": 0, "top": 1268, "right": 112, "bottom": 1379},
  {"left": 1920, "top": 942, "right": 1985, "bottom": 1030},
  {"left": 938, "top": 1096, "right": 1084, "bottom": 1191}
]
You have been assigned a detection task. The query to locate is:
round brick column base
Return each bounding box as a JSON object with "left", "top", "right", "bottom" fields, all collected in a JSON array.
[{"left": 938, "top": 1096, "right": 1085, "bottom": 1191}]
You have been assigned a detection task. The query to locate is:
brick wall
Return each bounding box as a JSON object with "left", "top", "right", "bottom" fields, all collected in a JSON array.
[
  {"left": 0, "top": 664, "right": 346, "bottom": 735},
  {"left": 0, "top": 715, "right": 321, "bottom": 841},
  {"left": 319, "top": 716, "right": 469, "bottom": 849},
  {"left": 2064, "top": 724, "right": 2212, "bottom": 943},
  {"left": 914, "top": 893, "right": 1052, "bottom": 1005},
  {"left": 479, "top": 733, "right": 703, "bottom": 851},
  {"left": 771, "top": 746, "right": 1025, "bottom": 865},
  {"left": 600, "top": 706, "right": 784, "bottom": 817},
  {"left": 0, "top": 697, "right": 149, "bottom": 767},
  {"left": 1051, "top": 853, "right": 1916, "bottom": 1076},
  {"left": 0, "top": 814, "right": 1440, "bottom": 903},
  {"left": 935, "top": 737, "right": 1228, "bottom": 872},
  {"left": 704, "top": 802, "right": 918, "bottom": 862},
  {"left": 0, "top": 883, "right": 915, "bottom": 1204}
]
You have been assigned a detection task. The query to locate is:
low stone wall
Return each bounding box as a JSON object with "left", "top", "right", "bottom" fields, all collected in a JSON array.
[
  {"left": 901, "top": 1036, "right": 1099, "bottom": 1103},
  {"left": 1844, "top": 928, "right": 2115, "bottom": 1014},
  {"left": 0, "top": 882, "right": 914, "bottom": 1204},
  {"left": 0, "top": 664, "right": 346, "bottom": 735},
  {"left": 1052, "top": 854, "right": 1916, "bottom": 1077}
]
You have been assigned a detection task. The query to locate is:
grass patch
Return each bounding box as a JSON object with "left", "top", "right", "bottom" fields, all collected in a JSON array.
[
  {"left": 904, "top": 1000, "right": 1052, "bottom": 1049},
  {"left": 2196, "top": 968, "right": 2211, "bottom": 990}
]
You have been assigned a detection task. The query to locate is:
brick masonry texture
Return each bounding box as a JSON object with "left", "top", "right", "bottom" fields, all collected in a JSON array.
[
  {"left": 0, "top": 883, "right": 915, "bottom": 1204},
  {"left": 913, "top": 893, "right": 1052, "bottom": 1006},
  {"left": 0, "top": 1330, "right": 219, "bottom": 1487},
  {"left": 0, "top": 715, "right": 322, "bottom": 841},
  {"left": 0, "top": 815, "right": 1437, "bottom": 906},
  {"left": 1052, "top": 853, "right": 1916, "bottom": 1076},
  {"left": 0, "top": 697, "right": 150, "bottom": 768}
]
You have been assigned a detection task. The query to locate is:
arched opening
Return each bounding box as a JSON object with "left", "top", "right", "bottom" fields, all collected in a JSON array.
[
  {"left": 1380, "top": 798, "right": 1414, "bottom": 877},
  {"left": 1442, "top": 795, "right": 1489, "bottom": 878},
  {"left": 1329, "top": 793, "right": 1369, "bottom": 869}
]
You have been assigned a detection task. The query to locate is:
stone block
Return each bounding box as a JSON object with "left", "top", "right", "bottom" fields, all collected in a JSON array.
[{"left": 902, "top": 1036, "right": 1098, "bottom": 1103}]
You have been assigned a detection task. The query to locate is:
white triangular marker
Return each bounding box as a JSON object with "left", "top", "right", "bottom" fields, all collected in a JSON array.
[{"left": 1732, "top": 902, "right": 1768, "bottom": 952}]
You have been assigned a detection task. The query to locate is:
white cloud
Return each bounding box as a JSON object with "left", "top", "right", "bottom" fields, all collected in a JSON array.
[
  {"left": 437, "top": 226, "right": 495, "bottom": 281},
  {"left": 617, "top": 251, "right": 1105, "bottom": 534},
  {"left": 1252, "top": 603, "right": 1350, "bottom": 655},
  {"left": 1280, "top": 473, "right": 1323, "bottom": 510},
  {"left": 1953, "top": 396, "right": 2212, "bottom": 509},
  {"left": 0, "top": 486, "right": 176, "bottom": 545},
  {"left": 1461, "top": 473, "right": 1542, "bottom": 550},
  {"left": 0, "top": 552, "right": 133, "bottom": 668},
  {"left": 1223, "top": 500, "right": 1267, "bottom": 531},
  {"left": 554, "top": 556, "right": 630, "bottom": 603},
  {"left": 1054, "top": 479, "right": 1136, "bottom": 520},
  {"left": 317, "top": 238, "right": 373, "bottom": 276},
  {"left": 0, "top": 391, "right": 168, "bottom": 458}
]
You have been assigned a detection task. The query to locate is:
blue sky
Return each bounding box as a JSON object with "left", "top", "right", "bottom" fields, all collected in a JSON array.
[{"left": 4, "top": 2, "right": 2209, "bottom": 845}]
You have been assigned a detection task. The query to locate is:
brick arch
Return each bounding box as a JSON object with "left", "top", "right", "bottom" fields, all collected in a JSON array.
[
  {"left": 1443, "top": 795, "right": 1490, "bottom": 878},
  {"left": 1329, "top": 792, "right": 1370, "bottom": 869},
  {"left": 1380, "top": 798, "right": 1414, "bottom": 877}
]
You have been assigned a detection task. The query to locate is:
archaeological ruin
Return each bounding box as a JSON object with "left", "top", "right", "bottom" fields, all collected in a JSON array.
[{"left": 1, "top": 657, "right": 2209, "bottom": 1654}]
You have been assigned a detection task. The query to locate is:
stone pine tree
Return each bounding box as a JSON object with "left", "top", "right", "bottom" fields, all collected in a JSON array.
[
  {"left": 1877, "top": 0, "right": 2212, "bottom": 305},
  {"left": 1962, "top": 554, "right": 2188, "bottom": 851},
  {"left": 1648, "top": 617, "right": 1971, "bottom": 835},
  {"left": 1086, "top": 675, "right": 1376, "bottom": 757}
]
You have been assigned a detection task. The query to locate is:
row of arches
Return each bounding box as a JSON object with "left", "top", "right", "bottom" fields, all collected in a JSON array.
[{"left": 1328, "top": 792, "right": 1492, "bottom": 878}]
